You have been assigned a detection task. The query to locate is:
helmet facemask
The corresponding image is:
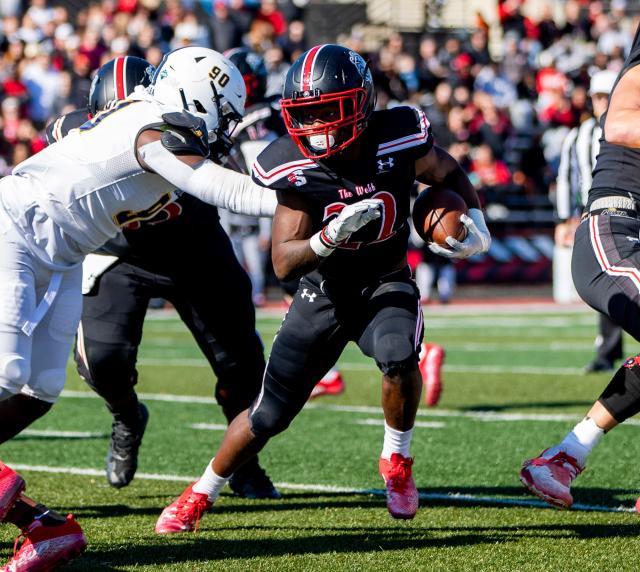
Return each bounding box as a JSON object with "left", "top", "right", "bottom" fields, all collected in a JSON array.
[
  {"left": 177, "top": 81, "right": 242, "bottom": 147},
  {"left": 206, "top": 81, "right": 243, "bottom": 160},
  {"left": 281, "top": 87, "right": 369, "bottom": 159}
]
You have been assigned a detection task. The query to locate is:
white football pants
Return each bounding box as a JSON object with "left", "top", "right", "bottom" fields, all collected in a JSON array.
[{"left": 0, "top": 222, "right": 82, "bottom": 403}]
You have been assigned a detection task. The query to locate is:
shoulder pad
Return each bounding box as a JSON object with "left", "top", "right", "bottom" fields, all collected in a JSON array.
[
  {"left": 160, "top": 112, "right": 209, "bottom": 158},
  {"left": 375, "top": 106, "right": 432, "bottom": 158},
  {"left": 251, "top": 135, "right": 318, "bottom": 189},
  {"left": 45, "top": 109, "right": 90, "bottom": 145},
  {"left": 162, "top": 111, "right": 207, "bottom": 132}
]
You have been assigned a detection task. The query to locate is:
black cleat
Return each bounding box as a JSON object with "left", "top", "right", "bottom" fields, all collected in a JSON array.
[
  {"left": 229, "top": 457, "right": 281, "bottom": 499},
  {"left": 106, "top": 402, "right": 149, "bottom": 488},
  {"left": 584, "top": 359, "right": 614, "bottom": 374}
]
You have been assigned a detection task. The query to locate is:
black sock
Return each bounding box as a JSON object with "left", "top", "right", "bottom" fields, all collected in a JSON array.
[
  {"left": 107, "top": 393, "right": 141, "bottom": 426},
  {"left": 5, "top": 499, "right": 66, "bottom": 529}
]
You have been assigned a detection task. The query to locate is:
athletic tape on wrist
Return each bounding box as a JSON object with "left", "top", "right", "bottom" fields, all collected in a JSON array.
[{"left": 310, "top": 228, "right": 337, "bottom": 257}]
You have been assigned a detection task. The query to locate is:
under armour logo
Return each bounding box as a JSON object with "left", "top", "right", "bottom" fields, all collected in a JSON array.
[
  {"left": 301, "top": 288, "right": 317, "bottom": 302},
  {"left": 377, "top": 157, "right": 394, "bottom": 172}
]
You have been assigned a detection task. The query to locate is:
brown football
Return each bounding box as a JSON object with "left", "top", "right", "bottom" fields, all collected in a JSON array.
[{"left": 412, "top": 187, "right": 468, "bottom": 246}]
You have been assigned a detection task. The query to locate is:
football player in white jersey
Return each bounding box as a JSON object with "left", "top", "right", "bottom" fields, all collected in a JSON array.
[{"left": 0, "top": 47, "right": 276, "bottom": 571}]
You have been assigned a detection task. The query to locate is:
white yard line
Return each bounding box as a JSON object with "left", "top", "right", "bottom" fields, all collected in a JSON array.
[
  {"left": 58, "top": 390, "right": 640, "bottom": 426},
  {"left": 189, "top": 423, "right": 228, "bottom": 431},
  {"left": 5, "top": 463, "right": 634, "bottom": 514},
  {"left": 19, "top": 430, "right": 106, "bottom": 438},
  {"left": 62, "top": 390, "right": 218, "bottom": 404},
  {"left": 137, "top": 340, "right": 598, "bottom": 351},
  {"left": 355, "top": 419, "right": 446, "bottom": 428},
  {"left": 129, "top": 357, "right": 586, "bottom": 376}
]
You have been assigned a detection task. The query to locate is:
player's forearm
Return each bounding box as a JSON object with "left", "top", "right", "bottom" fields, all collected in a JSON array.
[
  {"left": 604, "top": 66, "right": 640, "bottom": 148},
  {"left": 441, "top": 165, "right": 481, "bottom": 210},
  {"left": 605, "top": 110, "right": 640, "bottom": 148},
  {"left": 272, "top": 240, "right": 320, "bottom": 282},
  {"left": 139, "top": 141, "right": 277, "bottom": 216},
  {"left": 416, "top": 146, "right": 481, "bottom": 209}
]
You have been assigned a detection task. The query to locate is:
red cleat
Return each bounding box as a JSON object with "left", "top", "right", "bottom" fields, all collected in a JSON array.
[
  {"left": 0, "top": 465, "right": 25, "bottom": 521},
  {"left": 1, "top": 514, "right": 86, "bottom": 572},
  {"left": 379, "top": 453, "right": 419, "bottom": 519},
  {"left": 419, "top": 343, "right": 445, "bottom": 406},
  {"left": 155, "top": 483, "right": 212, "bottom": 534},
  {"left": 309, "top": 371, "right": 345, "bottom": 399},
  {"left": 520, "top": 450, "right": 583, "bottom": 509}
]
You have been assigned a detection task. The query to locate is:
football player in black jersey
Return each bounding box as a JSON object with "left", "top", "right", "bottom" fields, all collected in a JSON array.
[
  {"left": 156, "top": 44, "right": 490, "bottom": 530},
  {"left": 521, "top": 24, "right": 640, "bottom": 509},
  {"left": 41, "top": 56, "right": 280, "bottom": 499}
]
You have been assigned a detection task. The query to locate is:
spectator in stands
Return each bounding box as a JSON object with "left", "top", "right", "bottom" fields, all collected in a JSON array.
[
  {"left": 417, "top": 35, "right": 446, "bottom": 93},
  {"left": 421, "top": 81, "right": 452, "bottom": 143},
  {"left": 469, "top": 143, "right": 512, "bottom": 202},
  {"left": 469, "top": 92, "right": 512, "bottom": 158},
  {"left": 210, "top": 1, "right": 245, "bottom": 53},
  {"left": 466, "top": 28, "right": 491, "bottom": 66},
  {"left": 263, "top": 44, "right": 289, "bottom": 97},
  {"left": 255, "top": 0, "right": 287, "bottom": 38},
  {"left": 277, "top": 18, "right": 306, "bottom": 62}
]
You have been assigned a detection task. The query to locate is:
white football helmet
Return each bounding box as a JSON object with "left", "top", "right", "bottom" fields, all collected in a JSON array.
[{"left": 150, "top": 46, "right": 246, "bottom": 144}]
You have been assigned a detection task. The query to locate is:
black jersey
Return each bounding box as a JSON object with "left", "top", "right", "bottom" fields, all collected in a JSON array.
[
  {"left": 44, "top": 110, "right": 220, "bottom": 271},
  {"left": 590, "top": 24, "right": 640, "bottom": 204},
  {"left": 252, "top": 106, "right": 433, "bottom": 282},
  {"left": 44, "top": 109, "right": 91, "bottom": 144}
]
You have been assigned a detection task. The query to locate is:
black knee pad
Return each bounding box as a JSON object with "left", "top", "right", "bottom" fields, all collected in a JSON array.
[
  {"left": 76, "top": 341, "right": 137, "bottom": 402},
  {"left": 215, "top": 339, "right": 266, "bottom": 419},
  {"left": 248, "top": 373, "right": 304, "bottom": 438},
  {"left": 19, "top": 394, "right": 53, "bottom": 417},
  {"left": 599, "top": 355, "right": 640, "bottom": 422},
  {"left": 374, "top": 333, "right": 417, "bottom": 376}
]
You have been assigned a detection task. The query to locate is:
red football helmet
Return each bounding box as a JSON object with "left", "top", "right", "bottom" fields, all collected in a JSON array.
[{"left": 280, "top": 44, "right": 375, "bottom": 159}]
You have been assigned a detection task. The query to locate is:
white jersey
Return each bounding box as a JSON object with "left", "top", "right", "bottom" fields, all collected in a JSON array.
[{"left": 0, "top": 98, "right": 178, "bottom": 269}]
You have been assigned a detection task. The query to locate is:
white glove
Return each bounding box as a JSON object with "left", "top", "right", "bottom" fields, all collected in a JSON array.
[
  {"left": 310, "top": 198, "right": 383, "bottom": 257},
  {"left": 428, "top": 207, "right": 491, "bottom": 259}
]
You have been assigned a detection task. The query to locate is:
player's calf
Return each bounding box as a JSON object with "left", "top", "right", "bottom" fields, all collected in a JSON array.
[{"left": 0, "top": 396, "right": 52, "bottom": 444}]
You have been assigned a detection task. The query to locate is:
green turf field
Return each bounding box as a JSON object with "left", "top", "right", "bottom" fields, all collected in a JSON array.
[{"left": 2, "top": 304, "right": 640, "bottom": 571}]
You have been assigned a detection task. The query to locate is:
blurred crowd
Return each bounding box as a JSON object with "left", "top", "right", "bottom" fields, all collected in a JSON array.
[
  {"left": 364, "top": 0, "right": 637, "bottom": 215},
  {"left": 0, "top": 0, "right": 636, "bottom": 211}
]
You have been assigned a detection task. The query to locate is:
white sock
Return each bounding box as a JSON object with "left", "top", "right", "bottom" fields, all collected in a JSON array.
[
  {"left": 381, "top": 422, "right": 413, "bottom": 459},
  {"left": 553, "top": 417, "right": 605, "bottom": 467},
  {"left": 320, "top": 366, "right": 339, "bottom": 383},
  {"left": 192, "top": 459, "right": 229, "bottom": 502}
]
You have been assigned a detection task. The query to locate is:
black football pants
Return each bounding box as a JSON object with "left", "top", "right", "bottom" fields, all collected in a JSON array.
[
  {"left": 249, "top": 267, "right": 424, "bottom": 437},
  {"left": 75, "top": 236, "right": 265, "bottom": 420}
]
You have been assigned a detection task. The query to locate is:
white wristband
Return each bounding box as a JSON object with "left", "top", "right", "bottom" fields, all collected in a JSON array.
[{"left": 309, "top": 229, "right": 336, "bottom": 257}]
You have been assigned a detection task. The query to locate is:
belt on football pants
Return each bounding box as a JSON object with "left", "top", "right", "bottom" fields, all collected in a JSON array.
[
  {"left": 582, "top": 196, "right": 639, "bottom": 220},
  {"left": 21, "top": 271, "right": 63, "bottom": 336}
]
